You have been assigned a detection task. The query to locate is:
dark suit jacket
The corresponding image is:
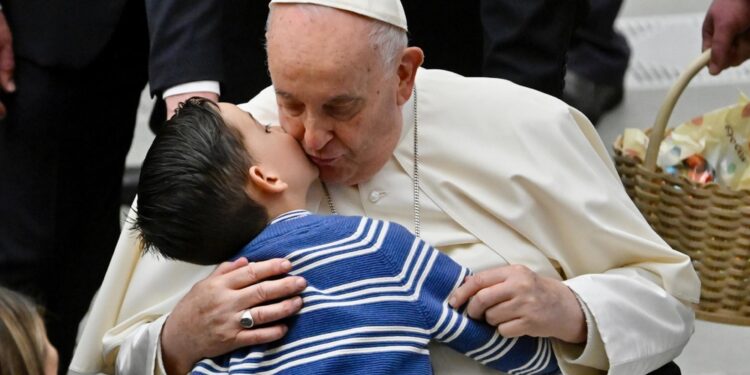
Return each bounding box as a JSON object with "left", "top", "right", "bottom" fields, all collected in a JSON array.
[
  {"left": 145, "top": 0, "right": 270, "bottom": 103},
  {"left": 3, "top": 0, "right": 128, "bottom": 68},
  {"left": 146, "top": 0, "right": 271, "bottom": 130},
  {"left": 5, "top": 0, "right": 268, "bottom": 102}
]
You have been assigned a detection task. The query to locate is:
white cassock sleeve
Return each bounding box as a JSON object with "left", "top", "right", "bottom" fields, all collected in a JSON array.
[{"left": 68, "top": 202, "right": 215, "bottom": 375}]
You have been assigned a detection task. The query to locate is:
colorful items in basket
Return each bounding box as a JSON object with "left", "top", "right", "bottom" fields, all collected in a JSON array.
[
  {"left": 621, "top": 94, "right": 750, "bottom": 190},
  {"left": 663, "top": 155, "right": 715, "bottom": 184}
]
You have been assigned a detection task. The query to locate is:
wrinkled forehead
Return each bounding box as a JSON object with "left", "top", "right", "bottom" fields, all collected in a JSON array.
[
  {"left": 267, "top": 2, "right": 391, "bottom": 31},
  {"left": 267, "top": 4, "right": 374, "bottom": 54},
  {"left": 266, "top": 5, "right": 380, "bottom": 82}
]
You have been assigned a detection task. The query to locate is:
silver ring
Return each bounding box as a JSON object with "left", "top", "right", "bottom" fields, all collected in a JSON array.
[{"left": 239, "top": 309, "right": 255, "bottom": 329}]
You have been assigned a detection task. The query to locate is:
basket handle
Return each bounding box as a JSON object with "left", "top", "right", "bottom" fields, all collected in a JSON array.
[{"left": 644, "top": 49, "right": 712, "bottom": 171}]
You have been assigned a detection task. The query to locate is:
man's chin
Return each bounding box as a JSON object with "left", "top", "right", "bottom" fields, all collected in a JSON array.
[
  {"left": 319, "top": 167, "right": 345, "bottom": 184},
  {"left": 318, "top": 165, "right": 355, "bottom": 186}
]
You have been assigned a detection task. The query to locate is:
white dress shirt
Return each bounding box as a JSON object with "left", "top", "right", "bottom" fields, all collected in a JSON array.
[{"left": 161, "top": 81, "right": 220, "bottom": 99}]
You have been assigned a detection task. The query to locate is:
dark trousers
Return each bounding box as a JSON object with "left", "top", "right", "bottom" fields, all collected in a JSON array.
[
  {"left": 0, "top": 0, "right": 149, "bottom": 371},
  {"left": 404, "top": 0, "right": 588, "bottom": 98},
  {"left": 568, "top": 0, "right": 630, "bottom": 85},
  {"left": 481, "top": 0, "right": 589, "bottom": 98}
]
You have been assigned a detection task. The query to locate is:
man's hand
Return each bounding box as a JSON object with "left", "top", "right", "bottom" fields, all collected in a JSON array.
[
  {"left": 0, "top": 12, "right": 16, "bottom": 119},
  {"left": 160, "top": 257, "right": 307, "bottom": 375},
  {"left": 165, "top": 91, "right": 219, "bottom": 119},
  {"left": 449, "top": 264, "right": 586, "bottom": 344},
  {"left": 703, "top": 0, "right": 750, "bottom": 75}
]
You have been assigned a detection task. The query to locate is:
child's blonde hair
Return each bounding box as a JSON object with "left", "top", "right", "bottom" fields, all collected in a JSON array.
[{"left": 0, "top": 286, "right": 49, "bottom": 375}]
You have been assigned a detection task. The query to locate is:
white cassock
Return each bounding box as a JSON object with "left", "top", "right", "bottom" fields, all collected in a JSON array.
[{"left": 69, "top": 68, "right": 700, "bottom": 375}]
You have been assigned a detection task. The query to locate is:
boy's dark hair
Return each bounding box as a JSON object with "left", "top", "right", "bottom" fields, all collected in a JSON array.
[{"left": 134, "top": 97, "right": 269, "bottom": 265}]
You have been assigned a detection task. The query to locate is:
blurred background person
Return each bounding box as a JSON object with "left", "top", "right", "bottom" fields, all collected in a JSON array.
[
  {"left": 564, "top": 0, "right": 630, "bottom": 124},
  {"left": 0, "top": 2, "right": 269, "bottom": 372},
  {"left": 404, "top": 0, "right": 629, "bottom": 125},
  {"left": 0, "top": 1, "right": 149, "bottom": 371},
  {"left": 0, "top": 285, "right": 58, "bottom": 375}
]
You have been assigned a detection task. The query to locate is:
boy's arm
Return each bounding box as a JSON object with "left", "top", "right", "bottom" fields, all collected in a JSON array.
[{"left": 416, "top": 240, "right": 559, "bottom": 375}]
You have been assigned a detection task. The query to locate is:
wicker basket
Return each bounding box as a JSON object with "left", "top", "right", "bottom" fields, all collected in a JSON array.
[{"left": 613, "top": 50, "right": 750, "bottom": 326}]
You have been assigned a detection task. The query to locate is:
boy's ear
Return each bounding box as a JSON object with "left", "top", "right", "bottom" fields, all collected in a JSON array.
[{"left": 248, "top": 165, "right": 288, "bottom": 194}]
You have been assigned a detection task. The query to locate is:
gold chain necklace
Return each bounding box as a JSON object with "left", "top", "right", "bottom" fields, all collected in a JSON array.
[{"left": 323, "top": 86, "right": 421, "bottom": 236}]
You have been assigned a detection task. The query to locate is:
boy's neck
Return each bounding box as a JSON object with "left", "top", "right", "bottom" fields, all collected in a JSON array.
[{"left": 263, "top": 191, "right": 309, "bottom": 222}]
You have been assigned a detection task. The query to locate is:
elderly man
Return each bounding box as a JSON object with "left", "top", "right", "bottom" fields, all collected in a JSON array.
[{"left": 70, "top": 1, "right": 699, "bottom": 374}]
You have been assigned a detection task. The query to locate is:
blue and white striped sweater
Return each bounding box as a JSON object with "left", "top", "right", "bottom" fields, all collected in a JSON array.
[{"left": 193, "top": 210, "right": 558, "bottom": 375}]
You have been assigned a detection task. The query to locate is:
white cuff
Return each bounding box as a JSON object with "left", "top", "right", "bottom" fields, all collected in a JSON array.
[
  {"left": 563, "top": 272, "right": 694, "bottom": 375},
  {"left": 162, "top": 81, "right": 221, "bottom": 100},
  {"left": 113, "top": 314, "right": 171, "bottom": 375},
  {"left": 552, "top": 288, "right": 609, "bottom": 374},
  {"left": 154, "top": 314, "right": 172, "bottom": 375}
]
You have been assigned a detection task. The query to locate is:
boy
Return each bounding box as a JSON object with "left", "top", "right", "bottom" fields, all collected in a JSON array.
[{"left": 135, "top": 98, "right": 558, "bottom": 375}]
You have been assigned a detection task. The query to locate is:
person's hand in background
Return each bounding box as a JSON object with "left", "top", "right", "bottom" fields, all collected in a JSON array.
[
  {"left": 703, "top": 0, "right": 750, "bottom": 74},
  {"left": 0, "top": 11, "right": 16, "bottom": 119}
]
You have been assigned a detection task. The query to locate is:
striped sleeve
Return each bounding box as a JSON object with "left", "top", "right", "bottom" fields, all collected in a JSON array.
[{"left": 416, "top": 240, "right": 559, "bottom": 375}]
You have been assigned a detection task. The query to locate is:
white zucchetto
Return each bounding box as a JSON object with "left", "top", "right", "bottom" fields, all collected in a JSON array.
[{"left": 269, "top": 0, "right": 408, "bottom": 31}]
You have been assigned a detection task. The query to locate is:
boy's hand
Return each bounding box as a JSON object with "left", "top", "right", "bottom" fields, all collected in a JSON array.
[{"left": 160, "top": 257, "right": 306, "bottom": 375}]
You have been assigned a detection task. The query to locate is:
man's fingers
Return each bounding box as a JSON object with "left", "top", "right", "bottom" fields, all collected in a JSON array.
[
  {"left": 729, "top": 31, "right": 750, "bottom": 67},
  {"left": 240, "top": 277, "right": 307, "bottom": 308},
  {"left": 449, "top": 269, "right": 507, "bottom": 309},
  {"left": 703, "top": 12, "right": 715, "bottom": 52},
  {"left": 212, "top": 257, "right": 250, "bottom": 276},
  {"left": 246, "top": 296, "right": 303, "bottom": 326},
  {"left": 236, "top": 324, "right": 289, "bottom": 347},
  {"left": 464, "top": 283, "right": 514, "bottom": 320},
  {"left": 707, "top": 6, "right": 750, "bottom": 75},
  {"left": 224, "top": 258, "right": 293, "bottom": 289},
  {"left": 0, "top": 13, "right": 14, "bottom": 93},
  {"left": 483, "top": 298, "right": 521, "bottom": 327},
  {"left": 165, "top": 97, "right": 181, "bottom": 120},
  {"left": 710, "top": 26, "right": 735, "bottom": 74},
  {"left": 496, "top": 317, "right": 529, "bottom": 338},
  {"left": 703, "top": 1, "right": 750, "bottom": 74},
  {"left": 0, "top": 45, "right": 14, "bottom": 93},
  {"left": 233, "top": 297, "right": 305, "bottom": 349},
  {"left": 0, "top": 68, "right": 14, "bottom": 93}
]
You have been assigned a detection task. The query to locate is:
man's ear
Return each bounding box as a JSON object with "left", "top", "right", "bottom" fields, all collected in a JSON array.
[
  {"left": 248, "top": 165, "right": 288, "bottom": 194},
  {"left": 396, "top": 46, "right": 424, "bottom": 106}
]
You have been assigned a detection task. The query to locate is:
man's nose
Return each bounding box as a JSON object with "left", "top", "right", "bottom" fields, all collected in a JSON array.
[{"left": 302, "top": 119, "right": 333, "bottom": 152}]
